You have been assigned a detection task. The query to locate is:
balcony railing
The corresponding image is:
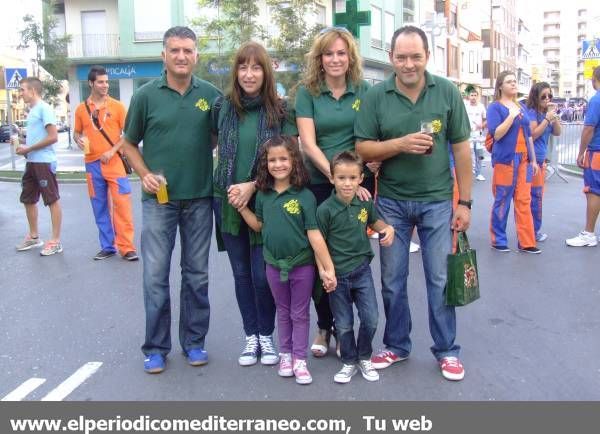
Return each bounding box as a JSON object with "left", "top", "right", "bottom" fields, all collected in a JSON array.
[{"left": 68, "top": 34, "right": 119, "bottom": 58}]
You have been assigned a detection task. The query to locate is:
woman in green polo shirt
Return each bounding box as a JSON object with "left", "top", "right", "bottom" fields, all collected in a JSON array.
[
  {"left": 295, "top": 27, "right": 376, "bottom": 358},
  {"left": 213, "top": 41, "right": 298, "bottom": 368}
]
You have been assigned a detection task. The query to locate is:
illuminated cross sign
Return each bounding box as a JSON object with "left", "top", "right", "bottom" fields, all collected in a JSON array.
[{"left": 334, "top": 0, "right": 371, "bottom": 39}]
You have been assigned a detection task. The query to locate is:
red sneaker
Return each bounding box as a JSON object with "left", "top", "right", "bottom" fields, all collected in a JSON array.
[
  {"left": 371, "top": 350, "right": 408, "bottom": 369},
  {"left": 439, "top": 356, "right": 465, "bottom": 381}
]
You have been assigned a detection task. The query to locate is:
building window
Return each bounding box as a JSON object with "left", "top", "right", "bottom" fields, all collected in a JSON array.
[
  {"left": 384, "top": 12, "right": 395, "bottom": 51},
  {"left": 133, "top": 0, "right": 170, "bottom": 41},
  {"left": 403, "top": 0, "right": 414, "bottom": 24},
  {"left": 469, "top": 51, "right": 474, "bottom": 73},
  {"left": 315, "top": 4, "right": 326, "bottom": 25},
  {"left": 335, "top": 0, "right": 346, "bottom": 13},
  {"left": 80, "top": 80, "right": 120, "bottom": 102},
  {"left": 371, "top": 6, "right": 382, "bottom": 49}
]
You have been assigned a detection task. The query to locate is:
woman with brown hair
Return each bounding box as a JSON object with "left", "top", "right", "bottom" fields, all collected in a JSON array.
[
  {"left": 213, "top": 41, "right": 297, "bottom": 367},
  {"left": 486, "top": 70, "right": 540, "bottom": 253}
]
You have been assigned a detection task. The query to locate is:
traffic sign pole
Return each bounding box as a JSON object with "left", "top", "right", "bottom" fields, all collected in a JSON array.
[{"left": 4, "top": 70, "right": 16, "bottom": 170}]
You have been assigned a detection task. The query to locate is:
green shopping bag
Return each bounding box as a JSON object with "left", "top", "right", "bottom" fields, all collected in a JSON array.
[{"left": 445, "top": 231, "right": 480, "bottom": 306}]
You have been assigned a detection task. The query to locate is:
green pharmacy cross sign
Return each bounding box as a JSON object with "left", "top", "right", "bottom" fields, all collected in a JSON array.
[{"left": 334, "top": 0, "right": 371, "bottom": 39}]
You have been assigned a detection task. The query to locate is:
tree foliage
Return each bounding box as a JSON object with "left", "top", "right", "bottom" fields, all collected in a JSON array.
[
  {"left": 18, "top": 1, "right": 71, "bottom": 104},
  {"left": 192, "top": 0, "right": 322, "bottom": 95}
]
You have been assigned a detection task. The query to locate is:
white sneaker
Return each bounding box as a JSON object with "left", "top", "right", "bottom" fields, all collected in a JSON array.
[
  {"left": 334, "top": 364, "right": 357, "bottom": 384},
  {"left": 359, "top": 359, "right": 380, "bottom": 382},
  {"left": 566, "top": 231, "right": 598, "bottom": 247},
  {"left": 410, "top": 241, "right": 420, "bottom": 253},
  {"left": 475, "top": 174, "right": 486, "bottom": 181},
  {"left": 536, "top": 232, "right": 548, "bottom": 242}
]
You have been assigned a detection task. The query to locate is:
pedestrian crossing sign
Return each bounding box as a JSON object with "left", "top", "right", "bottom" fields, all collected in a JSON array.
[
  {"left": 4, "top": 68, "right": 27, "bottom": 89},
  {"left": 582, "top": 40, "right": 600, "bottom": 59}
]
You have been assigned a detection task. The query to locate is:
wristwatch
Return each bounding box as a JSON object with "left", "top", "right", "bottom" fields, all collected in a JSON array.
[{"left": 457, "top": 199, "right": 472, "bottom": 209}]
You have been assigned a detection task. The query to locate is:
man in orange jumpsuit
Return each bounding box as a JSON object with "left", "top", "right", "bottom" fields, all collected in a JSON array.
[{"left": 74, "top": 65, "right": 137, "bottom": 261}]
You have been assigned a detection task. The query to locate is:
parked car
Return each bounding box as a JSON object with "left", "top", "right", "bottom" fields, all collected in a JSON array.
[{"left": 0, "top": 124, "right": 19, "bottom": 142}]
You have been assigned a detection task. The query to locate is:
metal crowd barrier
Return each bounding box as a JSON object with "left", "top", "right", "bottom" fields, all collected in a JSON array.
[{"left": 547, "top": 122, "right": 585, "bottom": 182}]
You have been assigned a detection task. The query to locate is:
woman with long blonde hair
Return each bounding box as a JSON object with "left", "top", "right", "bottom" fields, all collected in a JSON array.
[{"left": 295, "top": 27, "right": 376, "bottom": 358}]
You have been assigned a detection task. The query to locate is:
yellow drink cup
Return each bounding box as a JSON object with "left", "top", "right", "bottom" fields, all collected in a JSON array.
[{"left": 156, "top": 176, "right": 169, "bottom": 204}]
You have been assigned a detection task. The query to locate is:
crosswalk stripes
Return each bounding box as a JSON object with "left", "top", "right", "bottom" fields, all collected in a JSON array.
[
  {"left": 1, "top": 362, "right": 102, "bottom": 401},
  {"left": 1, "top": 378, "right": 46, "bottom": 402}
]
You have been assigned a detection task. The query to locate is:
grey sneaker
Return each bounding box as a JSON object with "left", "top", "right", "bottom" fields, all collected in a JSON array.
[
  {"left": 16, "top": 235, "right": 44, "bottom": 251},
  {"left": 359, "top": 359, "right": 380, "bottom": 382},
  {"left": 334, "top": 363, "right": 358, "bottom": 384},
  {"left": 259, "top": 334, "right": 279, "bottom": 365},
  {"left": 40, "top": 241, "right": 63, "bottom": 256},
  {"left": 238, "top": 335, "right": 259, "bottom": 366}
]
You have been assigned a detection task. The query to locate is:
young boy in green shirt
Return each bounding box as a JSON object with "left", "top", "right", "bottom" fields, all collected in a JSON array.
[{"left": 316, "top": 151, "right": 394, "bottom": 383}]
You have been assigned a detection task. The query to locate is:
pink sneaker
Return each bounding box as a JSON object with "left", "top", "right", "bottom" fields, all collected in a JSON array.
[
  {"left": 278, "top": 353, "right": 293, "bottom": 377},
  {"left": 292, "top": 359, "right": 312, "bottom": 385},
  {"left": 439, "top": 356, "right": 465, "bottom": 381},
  {"left": 371, "top": 350, "right": 408, "bottom": 369}
]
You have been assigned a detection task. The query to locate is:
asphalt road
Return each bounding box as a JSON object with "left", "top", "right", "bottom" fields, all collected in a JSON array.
[{"left": 0, "top": 166, "right": 599, "bottom": 401}]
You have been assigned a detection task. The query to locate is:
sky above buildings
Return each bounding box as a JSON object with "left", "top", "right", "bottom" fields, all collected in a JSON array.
[{"left": 0, "top": 0, "right": 42, "bottom": 62}]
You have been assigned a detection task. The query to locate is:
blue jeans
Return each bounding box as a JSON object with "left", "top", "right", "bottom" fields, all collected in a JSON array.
[
  {"left": 141, "top": 198, "right": 212, "bottom": 357},
  {"left": 213, "top": 198, "right": 275, "bottom": 337},
  {"left": 376, "top": 197, "right": 459, "bottom": 361},
  {"left": 329, "top": 260, "right": 378, "bottom": 365}
]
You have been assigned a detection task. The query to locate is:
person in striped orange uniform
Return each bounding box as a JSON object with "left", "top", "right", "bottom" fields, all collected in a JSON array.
[{"left": 486, "top": 71, "right": 540, "bottom": 254}]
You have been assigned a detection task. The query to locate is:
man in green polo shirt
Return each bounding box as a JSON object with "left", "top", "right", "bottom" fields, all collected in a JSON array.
[
  {"left": 121, "top": 26, "right": 222, "bottom": 374},
  {"left": 355, "top": 25, "right": 472, "bottom": 381}
]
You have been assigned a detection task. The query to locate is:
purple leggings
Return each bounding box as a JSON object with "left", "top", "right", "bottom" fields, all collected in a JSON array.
[{"left": 265, "top": 264, "right": 315, "bottom": 360}]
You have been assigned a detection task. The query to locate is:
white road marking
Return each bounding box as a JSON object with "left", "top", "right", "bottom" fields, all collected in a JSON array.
[
  {"left": 1, "top": 378, "right": 47, "bottom": 401},
  {"left": 41, "top": 362, "right": 103, "bottom": 401}
]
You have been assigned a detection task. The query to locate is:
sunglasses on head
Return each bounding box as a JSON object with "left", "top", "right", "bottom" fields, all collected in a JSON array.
[
  {"left": 540, "top": 93, "right": 553, "bottom": 100},
  {"left": 319, "top": 26, "right": 351, "bottom": 36}
]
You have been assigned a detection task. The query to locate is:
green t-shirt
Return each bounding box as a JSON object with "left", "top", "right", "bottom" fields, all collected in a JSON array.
[
  {"left": 316, "top": 192, "right": 378, "bottom": 276},
  {"left": 124, "top": 72, "right": 222, "bottom": 201},
  {"left": 295, "top": 80, "right": 372, "bottom": 185},
  {"left": 354, "top": 71, "right": 470, "bottom": 201},
  {"left": 255, "top": 186, "right": 318, "bottom": 262}
]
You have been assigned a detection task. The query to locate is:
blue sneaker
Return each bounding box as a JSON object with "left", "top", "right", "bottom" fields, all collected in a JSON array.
[
  {"left": 186, "top": 348, "right": 208, "bottom": 366},
  {"left": 144, "top": 354, "right": 165, "bottom": 374}
]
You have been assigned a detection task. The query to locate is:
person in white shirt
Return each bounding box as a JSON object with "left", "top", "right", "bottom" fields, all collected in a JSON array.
[{"left": 464, "top": 87, "right": 487, "bottom": 181}]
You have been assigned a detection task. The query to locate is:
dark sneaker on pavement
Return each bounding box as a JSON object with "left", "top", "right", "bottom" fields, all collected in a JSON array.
[
  {"left": 371, "top": 350, "right": 408, "bottom": 369},
  {"left": 491, "top": 244, "right": 510, "bottom": 252},
  {"left": 519, "top": 246, "right": 541, "bottom": 254},
  {"left": 186, "top": 348, "right": 208, "bottom": 366},
  {"left": 122, "top": 251, "right": 139, "bottom": 261},
  {"left": 239, "top": 335, "right": 259, "bottom": 366},
  {"left": 144, "top": 354, "right": 165, "bottom": 374},
  {"left": 439, "top": 356, "right": 465, "bottom": 381},
  {"left": 259, "top": 334, "right": 279, "bottom": 365},
  {"left": 94, "top": 249, "right": 116, "bottom": 260}
]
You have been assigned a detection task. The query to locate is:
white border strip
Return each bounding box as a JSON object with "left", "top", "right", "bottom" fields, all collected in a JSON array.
[
  {"left": 1, "top": 378, "right": 47, "bottom": 401},
  {"left": 41, "top": 362, "right": 102, "bottom": 402}
]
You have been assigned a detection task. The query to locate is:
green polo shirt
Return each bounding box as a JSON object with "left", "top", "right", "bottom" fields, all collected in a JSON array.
[
  {"left": 295, "top": 80, "right": 372, "bottom": 185},
  {"left": 317, "top": 192, "right": 378, "bottom": 276},
  {"left": 355, "top": 71, "right": 470, "bottom": 201},
  {"left": 214, "top": 99, "right": 299, "bottom": 191},
  {"left": 255, "top": 187, "right": 318, "bottom": 262},
  {"left": 124, "top": 72, "right": 222, "bottom": 201}
]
